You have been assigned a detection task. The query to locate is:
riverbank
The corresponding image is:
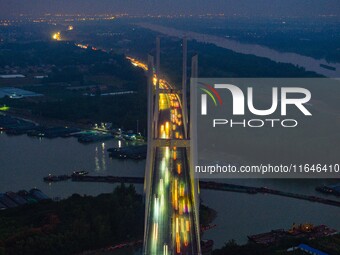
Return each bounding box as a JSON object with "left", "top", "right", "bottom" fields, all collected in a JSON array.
[
  {"left": 137, "top": 23, "right": 340, "bottom": 77},
  {"left": 1, "top": 133, "right": 339, "bottom": 247},
  {"left": 0, "top": 184, "right": 216, "bottom": 255},
  {"left": 0, "top": 113, "right": 144, "bottom": 144},
  {"left": 0, "top": 185, "right": 145, "bottom": 255}
]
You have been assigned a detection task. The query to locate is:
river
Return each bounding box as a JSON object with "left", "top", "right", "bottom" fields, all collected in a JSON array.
[
  {"left": 137, "top": 23, "right": 340, "bottom": 78},
  {"left": 0, "top": 133, "right": 339, "bottom": 248},
  {"left": 0, "top": 132, "right": 145, "bottom": 198}
]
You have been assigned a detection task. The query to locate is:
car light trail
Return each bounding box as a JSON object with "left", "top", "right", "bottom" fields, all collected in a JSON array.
[{"left": 127, "top": 51, "right": 200, "bottom": 255}]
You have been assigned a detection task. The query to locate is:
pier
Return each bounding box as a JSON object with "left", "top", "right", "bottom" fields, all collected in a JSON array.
[{"left": 44, "top": 174, "right": 340, "bottom": 208}]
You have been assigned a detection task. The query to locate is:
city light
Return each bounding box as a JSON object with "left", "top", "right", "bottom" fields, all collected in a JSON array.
[
  {"left": 75, "top": 43, "right": 88, "bottom": 49},
  {"left": 0, "top": 105, "right": 9, "bottom": 111},
  {"left": 126, "top": 56, "right": 148, "bottom": 71},
  {"left": 52, "top": 32, "right": 61, "bottom": 40},
  {"left": 126, "top": 54, "right": 198, "bottom": 255}
]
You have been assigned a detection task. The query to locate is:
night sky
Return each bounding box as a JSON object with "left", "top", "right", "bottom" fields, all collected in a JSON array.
[{"left": 0, "top": 0, "right": 339, "bottom": 17}]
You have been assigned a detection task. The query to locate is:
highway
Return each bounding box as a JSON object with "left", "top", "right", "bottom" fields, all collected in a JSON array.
[{"left": 128, "top": 57, "right": 200, "bottom": 255}]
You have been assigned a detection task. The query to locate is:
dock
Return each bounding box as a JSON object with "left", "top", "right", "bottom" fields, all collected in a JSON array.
[
  {"left": 248, "top": 223, "right": 338, "bottom": 245},
  {"left": 107, "top": 144, "right": 147, "bottom": 160},
  {"left": 316, "top": 184, "right": 340, "bottom": 197},
  {"left": 0, "top": 114, "right": 144, "bottom": 143},
  {"left": 43, "top": 174, "right": 340, "bottom": 208}
]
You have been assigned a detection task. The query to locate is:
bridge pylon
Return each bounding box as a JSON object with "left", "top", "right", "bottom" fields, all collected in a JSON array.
[{"left": 143, "top": 38, "right": 201, "bottom": 255}]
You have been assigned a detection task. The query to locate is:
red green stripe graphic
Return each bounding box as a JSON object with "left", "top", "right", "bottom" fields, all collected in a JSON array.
[{"left": 199, "top": 83, "right": 223, "bottom": 106}]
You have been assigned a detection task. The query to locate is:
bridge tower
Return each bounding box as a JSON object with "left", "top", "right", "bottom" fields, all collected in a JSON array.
[{"left": 143, "top": 37, "right": 201, "bottom": 255}]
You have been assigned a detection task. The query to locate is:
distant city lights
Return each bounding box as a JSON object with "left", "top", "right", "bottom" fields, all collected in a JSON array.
[
  {"left": 0, "top": 105, "right": 9, "bottom": 111},
  {"left": 52, "top": 32, "right": 61, "bottom": 40}
]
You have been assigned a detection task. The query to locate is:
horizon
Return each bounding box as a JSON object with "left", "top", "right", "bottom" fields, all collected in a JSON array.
[{"left": 0, "top": 0, "right": 339, "bottom": 19}]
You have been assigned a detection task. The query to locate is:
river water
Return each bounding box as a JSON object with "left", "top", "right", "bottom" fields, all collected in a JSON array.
[
  {"left": 0, "top": 133, "right": 145, "bottom": 197},
  {"left": 0, "top": 133, "right": 339, "bottom": 248},
  {"left": 138, "top": 23, "right": 340, "bottom": 78}
]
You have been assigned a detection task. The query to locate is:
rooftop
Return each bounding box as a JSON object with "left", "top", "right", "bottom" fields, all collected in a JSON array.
[{"left": 0, "top": 87, "right": 43, "bottom": 99}]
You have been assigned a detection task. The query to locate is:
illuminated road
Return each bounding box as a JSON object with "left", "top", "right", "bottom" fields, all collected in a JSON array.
[{"left": 128, "top": 57, "right": 200, "bottom": 255}]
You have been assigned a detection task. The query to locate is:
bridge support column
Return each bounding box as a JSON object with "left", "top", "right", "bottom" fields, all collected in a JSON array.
[
  {"left": 182, "top": 37, "right": 189, "bottom": 139},
  {"left": 189, "top": 54, "right": 202, "bottom": 255},
  {"left": 143, "top": 55, "right": 155, "bottom": 250}
]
